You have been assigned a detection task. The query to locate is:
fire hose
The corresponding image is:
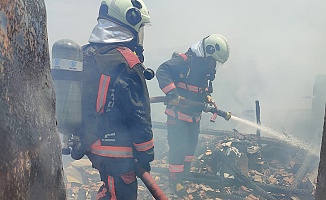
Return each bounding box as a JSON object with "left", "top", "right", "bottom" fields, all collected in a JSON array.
[
  {"left": 135, "top": 161, "right": 168, "bottom": 200},
  {"left": 149, "top": 96, "right": 231, "bottom": 121}
]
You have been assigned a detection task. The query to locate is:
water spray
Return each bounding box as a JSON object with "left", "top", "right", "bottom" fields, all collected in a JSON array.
[
  {"left": 150, "top": 96, "right": 319, "bottom": 155},
  {"left": 230, "top": 115, "right": 320, "bottom": 156}
]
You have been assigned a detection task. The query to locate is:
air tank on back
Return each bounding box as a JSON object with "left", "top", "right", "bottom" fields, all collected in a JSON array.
[{"left": 51, "top": 39, "right": 83, "bottom": 153}]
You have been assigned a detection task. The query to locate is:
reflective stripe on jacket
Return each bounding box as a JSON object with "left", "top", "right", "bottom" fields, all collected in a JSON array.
[
  {"left": 133, "top": 139, "right": 154, "bottom": 152},
  {"left": 169, "top": 164, "right": 184, "bottom": 173},
  {"left": 162, "top": 82, "right": 176, "bottom": 94},
  {"left": 177, "top": 82, "right": 203, "bottom": 93},
  {"left": 165, "top": 108, "right": 201, "bottom": 123},
  {"left": 90, "top": 140, "right": 133, "bottom": 158},
  {"left": 96, "top": 74, "right": 111, "bottom": 114}
]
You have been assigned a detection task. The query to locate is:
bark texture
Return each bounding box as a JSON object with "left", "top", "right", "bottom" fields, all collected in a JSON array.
[
  {"left": 0, "top": 1, "right": 66, "bottom": 199},
  {"left": 316, "top": 106, "right": 326, "bottom": 199}
]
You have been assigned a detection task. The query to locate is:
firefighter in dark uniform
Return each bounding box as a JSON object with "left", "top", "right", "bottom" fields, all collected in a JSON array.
[
  {"left": 70, "top": 1, "right": 154, "bottom": 199},
  {"left": 156, "top": 34, "right": 231, "bottom": 196}
]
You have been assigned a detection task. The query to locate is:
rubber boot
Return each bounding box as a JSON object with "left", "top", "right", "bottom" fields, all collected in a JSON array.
[
  {"left": 183, "top": 163, "right": 191, "bottom": 174},
  {"left": 169, "top": 172, "right": 188, "bottom": 197}
]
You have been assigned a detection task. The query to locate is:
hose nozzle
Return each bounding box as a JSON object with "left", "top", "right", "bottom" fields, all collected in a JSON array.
[
  {"left": 205, "top": 102, "right": 231, "bottom": 121},
  {"left": 216, "top": 109, "right": 231, "bottom": 120}
]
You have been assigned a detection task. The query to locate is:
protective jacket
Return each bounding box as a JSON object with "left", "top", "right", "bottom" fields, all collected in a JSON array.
[
  {"left": 79, "top": 43, "right": 154, "bottom": 165},
  {"left": 156, "top": 50, "right": 213, "bottom": 123}
]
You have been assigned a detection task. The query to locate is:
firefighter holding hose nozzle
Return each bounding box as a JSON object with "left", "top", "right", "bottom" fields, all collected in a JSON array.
[{"left": 156, "top": 34, "right": 231, "bottom": 197}]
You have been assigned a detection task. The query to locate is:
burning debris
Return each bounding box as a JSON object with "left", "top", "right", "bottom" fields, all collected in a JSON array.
[{"left": 63, "top": 122, "right": 318, "bottom": 200}]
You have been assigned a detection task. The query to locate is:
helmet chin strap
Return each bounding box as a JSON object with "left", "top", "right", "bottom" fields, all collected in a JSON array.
[
  {"left": 134, "top": 44, "right": 145, "bottom": 63},
  {"left": 127, "top": 38, "right": 145, "bottom": 63},
  {"left": 126, "top": 39, "right": 155, "bottom": 80}
]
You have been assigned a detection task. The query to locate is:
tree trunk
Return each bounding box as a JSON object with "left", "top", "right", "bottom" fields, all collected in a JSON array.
[
  {"left": 316, "top": 106, "right": 326, "bottom": 199},
  {"left": 0, "top": 1, "right": 66, "bottom": 199}
]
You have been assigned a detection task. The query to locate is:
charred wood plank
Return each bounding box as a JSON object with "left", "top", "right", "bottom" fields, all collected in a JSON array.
[
  {"left": 213, "top": 150, "right": 278, "bottom": 200},
  {"left": 291, "top": 153, "right": 317, "bottom": 189},
  {"left": 316, "top": 105, "right": 326, "bottom": 199},
  {"left": 256, "top": 182, "right": 313, "bottom": 196}
]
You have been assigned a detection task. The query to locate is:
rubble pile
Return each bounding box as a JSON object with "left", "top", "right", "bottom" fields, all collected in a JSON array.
[
  {"left": 63, "top": 127, "right": 318, "bottom": 200},
  {"left": 183, "top": 133, "right": 317, "bottom": 200}
]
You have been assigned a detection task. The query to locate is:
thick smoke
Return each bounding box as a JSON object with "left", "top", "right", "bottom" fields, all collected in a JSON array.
[{"left": 45, "top": 0, "right": 326, "bottom": 157}]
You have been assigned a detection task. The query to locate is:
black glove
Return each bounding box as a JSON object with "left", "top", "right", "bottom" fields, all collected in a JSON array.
[
  {"left": 137, "top": 160, "right": 151, "bottom": 172},
  {"left": 204, "top": 103, "right": 232, "bottom": 121},
  {"left": 70, "top": 136, "right": 86, "bottom": 160},
  {"left": 134, "top": 149, "right": 154, "bottom": 172},
  {"left": 204, "top": 103, "right": 217, "bottom": 113}
]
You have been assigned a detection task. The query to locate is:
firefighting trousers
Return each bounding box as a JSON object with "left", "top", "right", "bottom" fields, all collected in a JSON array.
[
  {"left": 95, "top": 173, "right": 137, "bottom": 200},
  {"left": 167, "top": 119, "right": 200, "bottom": 174},
  {"left": 87, "top": 153, "right": 137, "bottom": 200}
]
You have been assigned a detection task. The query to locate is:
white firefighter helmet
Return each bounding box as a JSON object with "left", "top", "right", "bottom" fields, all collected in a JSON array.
[
  {"left": 202, "top": 34, "right": 230, "bottom": 64},
  {"left": 98, "top": 0, "right": 150, "bottom": 36}
]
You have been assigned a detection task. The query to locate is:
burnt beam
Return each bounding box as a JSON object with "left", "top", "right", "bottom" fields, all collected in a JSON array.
[
  {"left": 0, "top": 1, "right": 66, "bottom": 199},
  {"left": 316, "top": 105, "right": 326, "bottom": 199}
]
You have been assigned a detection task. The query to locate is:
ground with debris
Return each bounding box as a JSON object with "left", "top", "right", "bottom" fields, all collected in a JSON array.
[{"left": 63, "top": 128, "right": 318, "bottom": 200}]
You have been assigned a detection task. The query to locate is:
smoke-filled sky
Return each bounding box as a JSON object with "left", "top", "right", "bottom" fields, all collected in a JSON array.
[{"left": 44, "top": 0, "right": 326, "bottom": 139}]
